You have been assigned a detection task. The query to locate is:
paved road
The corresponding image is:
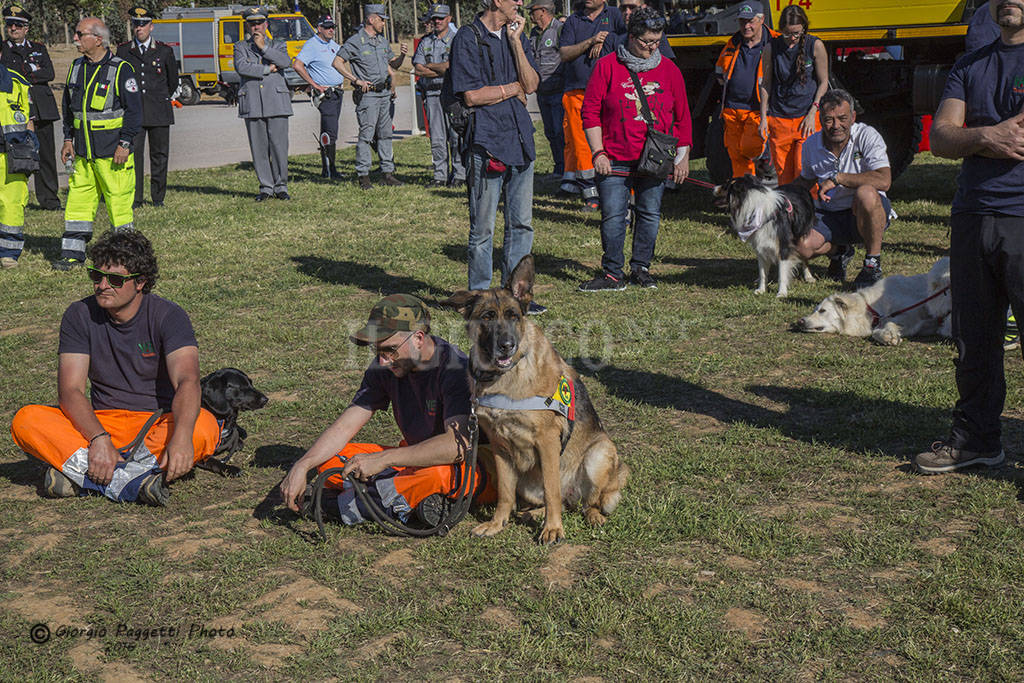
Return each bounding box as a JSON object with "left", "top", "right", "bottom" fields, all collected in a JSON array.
[{"left": 44, "top": 87, "right": 541, "bottom": 191}]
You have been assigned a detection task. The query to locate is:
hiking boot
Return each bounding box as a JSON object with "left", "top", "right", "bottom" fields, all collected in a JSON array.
[
  {"left": 628, "top": 267, "right": 657, "bottom": 289},
  {"left": 358, "top": 175, "right": 373, "bottom": 190},
  {"left": 827, "top": 245, "right": 855, "bottom": 282},
  {"left": 137, "top": 473, "right": 169, "bottom": 507},
  {"left": 413, "top": 493, "right": 450, "bottom": 528},
  {"left": 581, "top": 198, "right": 600, "bottom": 212},
  {"left": 1005, "top": 313, "right": 1019, "bottom": 351},
  {"left": 852, "top": 262, "right": 883, "bottom": 290},
  {"left": 578, "top": 273, "right": 626, "bottom": 292},
  {"left": 527, "top": 301, "right": 547, "bottom": 315},
  {"left": 43, "top": 467, "right": 80, "bottom": 498},
  {"left": 0, "top": 256, "right": 17, "bottom": 269},
  {"left": 913, "top": 441, "right": 1005, "bottom": 474},
  {"left": 51, "top": 257, "right": 83, "bottom": 271},
  {"left": 382, "top": 173, "right": 402, "bottom": 186}
]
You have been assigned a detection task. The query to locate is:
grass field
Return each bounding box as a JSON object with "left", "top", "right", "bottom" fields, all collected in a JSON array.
[{"left": 1, "top": 135, "right": 1023, "bottom": 681}]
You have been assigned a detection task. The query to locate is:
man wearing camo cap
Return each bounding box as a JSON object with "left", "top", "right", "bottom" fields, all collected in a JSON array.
[{"left": 280, "top": 294, "right": 492, "bottom": 527}]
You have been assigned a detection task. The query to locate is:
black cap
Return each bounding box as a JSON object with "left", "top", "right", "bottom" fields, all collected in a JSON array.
[
  {"left": 128, "top": 5, "right": 155, "bottom": 23},
  {"left": 317, "top": 14, "right": 336, "bottom": 27},
  {"left": 2, "top": 5, "right": 31, "bottom": 23},
  {"left": 240, "top": 6, "right": 268, "bottom": 21}
]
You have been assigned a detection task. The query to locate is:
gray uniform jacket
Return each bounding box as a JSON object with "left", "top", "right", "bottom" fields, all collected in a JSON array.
[
  {"left": 337, "top": 28, "right": 393, "bottom": 88},
  {"left": 529, "top": 19, "right": 564, "bottom": 95},
  {"left": 234, "top": 36, "right": 293, "bottom": 119}
]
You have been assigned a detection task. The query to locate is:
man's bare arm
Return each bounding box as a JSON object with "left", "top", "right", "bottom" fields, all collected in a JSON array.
[
  {"left": 836, "top": 167, "right": 891, "bottom": 192},
  {"left": 931, "top": 97, "right": 1024, "bottom": 160},
  {"left": 342, "top": 415, "right": 470, "bottom": 481},
  {"left": 163, "top": 345, "right": 202, "bottom": 482}
]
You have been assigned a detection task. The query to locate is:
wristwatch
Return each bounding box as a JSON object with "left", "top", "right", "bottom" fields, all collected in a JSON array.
[
  {"left": 828, "top": 173, "right": 839, "bottom": 186},
  {"left": 118, "top": 141, "right": 131, "bottom": 150}
]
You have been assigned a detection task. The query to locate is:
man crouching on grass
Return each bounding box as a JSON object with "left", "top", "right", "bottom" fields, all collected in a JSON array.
[
  {"left": 279, "top": 294, "right": 493, "bottom": 527},
  {"left": 11, "top": 229, "right": 222, "bottom": 505}
]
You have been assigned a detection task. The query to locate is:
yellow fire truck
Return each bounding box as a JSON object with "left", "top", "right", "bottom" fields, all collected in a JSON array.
[
  {"left": 152, "top": 5, "right": 316, "bottom": 104},
  {"left": 669, "top": 0, "right": 978, "bottom": 181}
]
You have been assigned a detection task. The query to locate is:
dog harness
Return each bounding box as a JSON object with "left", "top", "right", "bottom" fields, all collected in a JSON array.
[
  {"left": 864, "top": 284, "right": 951, "bottom": 329},
  {"left": 475, "top": 375, "right": 577, "bottom": 449}
]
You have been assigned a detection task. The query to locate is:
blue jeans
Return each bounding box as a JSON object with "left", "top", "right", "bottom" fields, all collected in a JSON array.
[
  {"left": 596, "top": 166, "right": 665, "bottom": 279},
  {"left": 537, "top": 91, "right": 565, "bottom": 176},
  {"left": 467, "top": 148, "right": 535, "bottom": 290}
]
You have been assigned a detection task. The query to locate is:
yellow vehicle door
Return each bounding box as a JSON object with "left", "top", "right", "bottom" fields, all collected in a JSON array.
[{"left": 219, "top": 17, "right": 243, "bottom": 78}]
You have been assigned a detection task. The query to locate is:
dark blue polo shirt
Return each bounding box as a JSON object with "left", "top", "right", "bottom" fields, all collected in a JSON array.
[
  {"left": 942, "top": 39, "right": 1024, "bottom": 215},
  {"left": 723, "top": 31, "right": 769, "bottom": 111},
  {"left": 450, "top": 19, "right": 538, "bottom": 166},
  {"left": 559, "top": 5, "right": 624, "bottom": 91}
]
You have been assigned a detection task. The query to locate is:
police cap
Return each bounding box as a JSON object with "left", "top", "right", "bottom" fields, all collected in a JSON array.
[
  {"left": 2, "top": 5, "right": 31, "bottom": 24},
  {"left": 128, "top": 6, "right": 155, "bottom": 24}
]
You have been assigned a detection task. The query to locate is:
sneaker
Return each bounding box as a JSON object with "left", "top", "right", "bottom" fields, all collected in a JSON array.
[
  {"left": 43, "top": 467, "right": 80, "bottom": 498},
  {"left": 137, "top": 473, "right": 169, "bottom": 507},
  {"left": 413, "top": 493, "right": 451, "bottom": 528},
  {"left": 628, "top": 267, "right": 657, "bottom": 289},
  {"left": 1005, "top": 314, "right": 1019, "bottom": 351},
  {"left": 827, "top": 245, "right": 855, "bottom": 282},
  {"left": 913, "top": 441, "right": 1005, "bottom": 474},
  {"left": 358, "top": 175, "right": 373, "bottom": 190},
  {"left": 527, "top": 301, "right": 547, "bottom": 315},
  {"left": 578, "top": 274, "right": 626, "bottom": 292},
  {"left": 382, "top": 173, "right": 402, "bottom": 186},
  {"left": 581, "top": 199, "right": 600, "bottom": 212},
  {"left": 852, "top": 263, "right": 883, "bottom": 290},
  {"left": 51, "top": 257, "right": 83, "bottom": 271},
  {"left": 0, "top": 256, "right": 17, "bottom": 269}
]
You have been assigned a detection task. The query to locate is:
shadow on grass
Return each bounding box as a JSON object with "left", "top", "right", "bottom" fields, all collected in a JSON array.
[
  {"left": 438, "top": 243, "right": 588, "bottom": 283},
  {"left": 658, "top": 255, "right": 752, "bottom": 289},
  {"left": 291, "top": 256, "right": 450, "bottom": 297},
  {"left": 166, "top": 184, "right": 246, "bottom": 198},
  {"left": 0, "top": 458, "right": 43, "bottom": 495},
  {"left": 890, "top": 161, "right": 960, "bottom": 203},
  {"left": 887, "top": 241, "right": 949, "bottom": 259},
  {"left": 252, "top": 444, "right": 304, "bottom": 470},
  {"left": 23, "top": 234, "right": 61, "bottom": 261}
]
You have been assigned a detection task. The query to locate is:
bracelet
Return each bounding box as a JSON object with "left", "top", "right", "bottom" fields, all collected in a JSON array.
[
  {"left": 592, "top": 150, "right": 609, "bottom": 162},
  {"left": 813, "top": 102, "right": 819, "bottom": 109},
  {"left": 89, "top": 430, "right": 110, "bottom": 443}
]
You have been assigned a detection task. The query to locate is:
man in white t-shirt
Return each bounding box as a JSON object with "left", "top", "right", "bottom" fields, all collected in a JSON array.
[{"left": 793, "top": 89, "right": 894, "bottom": 289}]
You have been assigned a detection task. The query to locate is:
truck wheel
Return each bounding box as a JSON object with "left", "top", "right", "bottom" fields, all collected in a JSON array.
[
  {"left": 704, "top": 116, "right": 732, "bottom": 185},
  {"left": 177, "top": 78, "right": 201, "bottom": 106},
  {"left": 872, "top": 115, "right": 923, "bottom": 180}
]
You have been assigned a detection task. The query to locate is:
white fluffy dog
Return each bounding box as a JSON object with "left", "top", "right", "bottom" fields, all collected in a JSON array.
[{"left": 795, "top": 257, "right": 951, "bottom": 345}]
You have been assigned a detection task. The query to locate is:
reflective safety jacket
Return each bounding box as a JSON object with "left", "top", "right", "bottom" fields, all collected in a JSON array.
[
  {"left": 61, "top": 51, "right": 142, "bottom": 160},
  {"left": 715, "top": 28, "right": 779, "bottom": 114},
  {"left": 0, "top": 66, "right": 31, "bottom": 155}
]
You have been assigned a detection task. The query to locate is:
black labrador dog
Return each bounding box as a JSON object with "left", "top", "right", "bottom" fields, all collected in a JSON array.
[{"left": 196, "top": 367, "right": 268, "bottom": 477}]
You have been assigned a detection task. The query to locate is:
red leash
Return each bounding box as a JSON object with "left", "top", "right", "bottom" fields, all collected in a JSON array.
[
  {"left": 602, "top": 169, "right": 717, "bottom": 189},
  {"left": 865, "top": 285, "right": 951, "bottom": 329}
]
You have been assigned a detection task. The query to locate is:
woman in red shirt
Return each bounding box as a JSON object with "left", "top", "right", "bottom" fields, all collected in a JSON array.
[{"left": 579, "top": 7, "right": 691, "bottom": 292}]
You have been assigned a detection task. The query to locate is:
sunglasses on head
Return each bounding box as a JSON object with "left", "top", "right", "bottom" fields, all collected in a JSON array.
[
  {"left": 87, "top": 266, "right": 140, "bottom": 288},
  {"left": 641, "top": 16, "right": 666, "bottom": 30}
]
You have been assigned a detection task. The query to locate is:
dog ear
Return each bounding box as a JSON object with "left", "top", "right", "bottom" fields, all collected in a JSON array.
[
  {"left": 441, "top": 290, "right": 480, "bottom": 318},
  {"left": 201, "top": 374, "right": 232, "bottom": 417},
  {"left": 507, "top": 255, "right": 535, "bottom": 312},
  {"left": 834, "top": 297, "right": 848, "bottom": 312}
]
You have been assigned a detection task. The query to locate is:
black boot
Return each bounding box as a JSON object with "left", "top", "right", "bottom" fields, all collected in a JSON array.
[
  {"left": 320, "top": 148, "right": 330, "bottom": 179},
  {"left": 327, "top": 143, "right": 339, "bottom": 180}
]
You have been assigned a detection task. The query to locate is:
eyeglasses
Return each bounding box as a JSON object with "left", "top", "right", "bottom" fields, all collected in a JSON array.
[
  {"left": 5, "top": 21, "right": 27, "bottom": 28},
  {"left": 87, "top": 266, "right": 140, "bottom": 288},
  {"left": 635, "top": 35, "right": 662, "bottom": 49},
  {"left": 73, "top": 30, "right": 98, "bottom": 38},
  {"left": 783, "top": 29, "right": 805, "bottom": 39},
  {"left": 376, "top": 332, "right": 415, "bottom": 362}
]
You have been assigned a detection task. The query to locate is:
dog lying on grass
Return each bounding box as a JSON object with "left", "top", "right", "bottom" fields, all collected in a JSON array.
[
  {"left": 444, "top": 256, "right": 629, "bottom": 544},
  {"left": 714, "top": 174, "right": 816, "bottom": 298},
  {"left": 795, "top": 257, "right": 951, "bottom": 345},
  {"left": 197, "top": 367, "right": 268, "bottom": 476}
]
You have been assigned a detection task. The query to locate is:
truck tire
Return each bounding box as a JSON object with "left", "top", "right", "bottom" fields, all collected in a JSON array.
[
  {"left": 704, "top": 116, "right": 732, "bottom": 185},
  {"left": 177, "top": 77, "right": 201, "bottom": 106},
  {"left": 869, "top": 114, "right": 923, "bottom": 180}
]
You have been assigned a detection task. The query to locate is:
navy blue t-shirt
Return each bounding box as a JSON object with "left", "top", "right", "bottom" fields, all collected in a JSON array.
[
  {"left": 942, "top": 40, "right": 1024, "bottom": 215},
  {"left": 58, "top": 294, "right": 197, "bottom": 411},
  {"left": 350, "top": 336, "right": 471, "bottom": 446},
  {"left": 768, "top": 34, "right": 818, "bottom": 118},
  {"left": 559, "top": 5, "right": 625, "bottom": 91},
  {"left": 450, "top": 19, "right": 538, "bottom": 166},
  {"left": 723, "top": 32, "right": 769, "bottom": 111}
]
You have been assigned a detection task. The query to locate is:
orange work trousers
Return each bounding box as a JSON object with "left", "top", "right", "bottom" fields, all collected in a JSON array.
[
  {"left": 562, "top": 89, "right": 594, "bottom": 180},
  {"left": 767, "top": 114, "right": 818, "bottom": 185},
  {"left": 317, "top": 442, "right": 496, "bottom": 525},
  {"left": 11, "top": 405, "right": 220, "bottom": 500},
  {"left": 721, "top": 107, "right": 765, "bottom": 178}
]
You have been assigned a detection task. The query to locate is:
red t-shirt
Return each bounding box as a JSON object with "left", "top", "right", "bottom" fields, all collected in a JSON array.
[{"left": 581, "top": 52, "right": 692, "bottom": 163}]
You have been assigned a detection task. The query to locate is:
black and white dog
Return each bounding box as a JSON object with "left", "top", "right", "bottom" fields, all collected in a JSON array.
[
  {"left": 196, "top": 367, "right": 268, "bottom": 477},
  {"left": 714, "top": 174, "right": 816, "bottom": 298}
]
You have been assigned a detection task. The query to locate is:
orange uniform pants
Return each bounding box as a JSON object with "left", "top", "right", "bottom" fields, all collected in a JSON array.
[
  {"left": 11, "top": 405, "right": 221, "bottom": 501},
  {"left": 767, "top": 114, "right": 818, "bottom": 185},
  {"left": 721, "top": 107, "right": 765, "bottom": 178},
  {"left": 317, "top": 442, "right": 496, "bottom": 525},
  {"left": 562, "top": 89, "right": 597, "bottom": 195}
]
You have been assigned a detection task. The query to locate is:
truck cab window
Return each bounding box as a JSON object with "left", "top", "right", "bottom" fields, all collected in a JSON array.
[{"left": 223, "top": 21, "right": 240, "bottom": 43}]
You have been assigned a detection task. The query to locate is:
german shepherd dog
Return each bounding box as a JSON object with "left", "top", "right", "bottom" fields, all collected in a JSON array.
[{"left": 444, "top": 256, "right": 629, "bottom": 544}]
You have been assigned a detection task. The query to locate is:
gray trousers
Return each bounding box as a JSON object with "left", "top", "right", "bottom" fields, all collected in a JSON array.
[
  {"left": 424, "top": 92, "right": 465, "bottom": 182},
  {"left": 245, "top": 115, "right": 289, "bottom": 194},
  {"left": 354, "top": 92, "right": 394, "bottom": 175}
]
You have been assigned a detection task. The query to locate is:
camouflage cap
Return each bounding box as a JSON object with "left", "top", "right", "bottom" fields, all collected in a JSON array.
[{"left": 350, "top": 294, "right": 430, "bottom": 345}]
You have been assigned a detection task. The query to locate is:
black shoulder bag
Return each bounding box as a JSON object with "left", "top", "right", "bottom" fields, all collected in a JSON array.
[{"left": 627, "top": 70, "right": 677, "bottom": 179}]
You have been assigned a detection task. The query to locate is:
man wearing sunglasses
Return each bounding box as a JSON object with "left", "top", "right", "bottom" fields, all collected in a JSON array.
[
  {"left": 293, "top": 14, "right": 346, "bottom": 180},
  {"left": 234, "top": 7, "right": 294, "bottom": 201},
  {"left": 116, "top": 6, "right": 179, "bottom": 209},
  {"left": 280, "top": 294, "right": 493, "bottom": 527},
  {"left": 0, "top": 4, "right": 60, "bottom": 212},
  {"left": 54, "top": 17, "right": 142, "bottom": 271},
  {"left": 413, "top": 4, "right": 465, "bottom": 187},
  {"left": 12, "top": 229, "right": 222, "bottom": 506}
]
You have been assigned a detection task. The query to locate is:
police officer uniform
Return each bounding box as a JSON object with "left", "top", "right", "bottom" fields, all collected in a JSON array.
[
  {"left": 116, "top": 6, "right": 178, "bottom": 208},
  {"left": 0, "top": 5, "right": 60, "bottom": 211},
  {"left": 234, "top": 6, "right": 293, "bottom": 200},
  {"left": 294, "top": 14, "right": 345, "bottom": 179},
  {"left": 0, "top": 64, "right": 31, "bottom": 268},
  {"left": 56, "top": 47, "right": 142, "bottom": 269},
  {"left": 337, "top": 4, "right": 399, "bottom": 187},
  {"left": 413, "top": 4, "right": 464, "bottom": 186}
]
